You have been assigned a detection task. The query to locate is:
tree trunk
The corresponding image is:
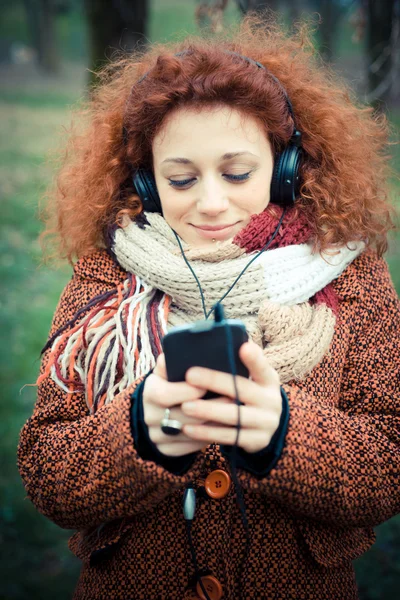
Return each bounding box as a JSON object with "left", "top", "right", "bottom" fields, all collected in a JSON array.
[
  {"left": 236, "top": 0, "right": 281, "bottom": 15},
  {"left": 195, "top": 1, "right": 228, "bottom": 34},
  {"left": 85, "top": 0, "right": 149, "bottom": 85},
  {"left": 316, "top": 0, "right": 344, "bottom": 63},
  {"left": 288, "top": 0, "right": 303, "bottom": 23},
  {"left": 365, "top": 0, "right": 396, "bottom": 110},
  {"left": 23, "top": 0, "right": 60, "bottom": 74}
]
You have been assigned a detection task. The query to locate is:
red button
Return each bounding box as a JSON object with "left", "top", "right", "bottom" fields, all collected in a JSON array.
[
  {"left": 204, "top": 469, "right": 231, "bottom": 499},
  {"left": 196, "top": 575, "right": 223, "bottom": 600}
]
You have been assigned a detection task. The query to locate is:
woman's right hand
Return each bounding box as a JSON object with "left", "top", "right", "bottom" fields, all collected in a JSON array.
[{"left": 142, "top": 353, "right": 208, "bottom": 457}]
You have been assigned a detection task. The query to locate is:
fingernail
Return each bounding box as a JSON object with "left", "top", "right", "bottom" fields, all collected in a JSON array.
[
  {"left": 185, "top": 425, "right": 194, "bottom": 434},
  {"left": 183, "top": 402, "right": 196, "bottom": 413}
]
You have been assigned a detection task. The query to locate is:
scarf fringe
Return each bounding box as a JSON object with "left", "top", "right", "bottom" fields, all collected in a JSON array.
[{"left": 38, "top": 276, "right": 170, "bottom": 413}]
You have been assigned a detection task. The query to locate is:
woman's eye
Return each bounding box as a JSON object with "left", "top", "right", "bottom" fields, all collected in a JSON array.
[
  {"left": 168, "top": 171, "right": 252, "bottom": 189},
  {"left": 168, "top": 178, "right": 196, "bottom": 188},
  {"left": 224, "top": 171, "right": 251, "bottom": 182}
]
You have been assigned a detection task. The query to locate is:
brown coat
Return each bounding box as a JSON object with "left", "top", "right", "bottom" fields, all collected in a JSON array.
[{"left": 18, "top": 248, "right": 400, "bottom": 599}]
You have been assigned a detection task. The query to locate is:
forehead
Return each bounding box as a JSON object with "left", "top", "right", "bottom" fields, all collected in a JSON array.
[{"left": 152, "top": 105, "right": 268, "bottom": 158}]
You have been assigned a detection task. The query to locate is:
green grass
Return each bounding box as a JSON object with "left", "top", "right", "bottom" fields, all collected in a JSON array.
[
  {"left": 0, "top": 3, "right": 399, "bottom": 599},
  {"left": 0, "top": 94, "right": 80, "bottom": 599},
  {"left": 0, "top": 89, "right": 81, "bottom": 108}
]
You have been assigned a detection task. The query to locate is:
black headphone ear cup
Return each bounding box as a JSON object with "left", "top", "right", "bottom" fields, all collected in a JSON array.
[
  {"left": 133, "top": 170, "right": 163, "bottom": 214},
  {"left": 270, "top": 152, "right": 284, "bottom": 206},
  {"left": 270, "top": 146, "right": 303, "bottom": 207}
]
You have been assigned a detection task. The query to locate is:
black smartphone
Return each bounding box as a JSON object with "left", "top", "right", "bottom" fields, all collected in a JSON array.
[{"left": 162, "top": 318, "right": 249, "bottom": 399}]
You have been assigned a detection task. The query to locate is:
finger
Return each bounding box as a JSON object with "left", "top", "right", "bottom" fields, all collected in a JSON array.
[
  {"left": 181, "top": 400, "right": 277, "bottom": 430},
  {"left": 146, "top": 403, "right": 207, "bottom": 429},
  {"left": 185, "top": 367, "right": 269, "bottom": 407},
  {"left": 145, "top": 373, "right": 206, "bottom": 408},
  {"left": 146, "top": 401, "right": 208, "bottom": 445},
  {"left": 153, "top": 353, "right": 167, "bottom": 379},
  {"left": 183, "top": 423, "right": 271, "bottom": 453},
  {"left": 157, "top": 441, "right": 206, "bottom": 457},
  {"left": 149, "top": 426, "right": 201, "bottom": 445},
  {"left": 239, "top": 342, "right": 280, "bottom": 387}
]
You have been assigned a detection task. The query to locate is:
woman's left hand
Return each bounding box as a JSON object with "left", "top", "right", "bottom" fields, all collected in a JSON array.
[{"left": 181, "top": 341, "right": 282, "bottom": 454}]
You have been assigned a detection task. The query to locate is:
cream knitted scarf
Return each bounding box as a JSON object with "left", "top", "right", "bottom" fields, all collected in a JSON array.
[{"left": 41, "top": 209, "right": 365, "bottom": 413}]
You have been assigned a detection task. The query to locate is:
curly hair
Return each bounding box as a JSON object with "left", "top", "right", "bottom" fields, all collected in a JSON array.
[{"left": 41, "top": 16, "right": 397, "bottom": 262}]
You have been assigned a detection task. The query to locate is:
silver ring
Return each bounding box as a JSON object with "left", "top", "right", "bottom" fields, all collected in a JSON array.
[{"left": 160, "top": 408, "right": 183, "bottom": 436}]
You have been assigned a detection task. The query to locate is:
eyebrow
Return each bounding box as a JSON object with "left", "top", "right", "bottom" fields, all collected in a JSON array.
[{"left": 161, "top": 151, "right": 259, "bottom": 165}]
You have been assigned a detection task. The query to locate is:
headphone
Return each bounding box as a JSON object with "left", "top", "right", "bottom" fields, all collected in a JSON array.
[{"left": 124, "top": 51, "right": 304, "bottom": 214}]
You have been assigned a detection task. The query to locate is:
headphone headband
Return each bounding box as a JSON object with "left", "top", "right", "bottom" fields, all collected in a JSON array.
[{"left": 123, "top": 49, "right": 297, "bottom": 145}]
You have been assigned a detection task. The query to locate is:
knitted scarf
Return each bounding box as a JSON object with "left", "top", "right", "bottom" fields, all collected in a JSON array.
[{"left": 40, "top": 207, "right": 365, "bottom": 413}]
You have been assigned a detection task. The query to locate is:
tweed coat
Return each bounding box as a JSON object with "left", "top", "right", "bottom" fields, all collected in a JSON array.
[{"left": 18, "top": 247, "right": 400, "bottom": 600}]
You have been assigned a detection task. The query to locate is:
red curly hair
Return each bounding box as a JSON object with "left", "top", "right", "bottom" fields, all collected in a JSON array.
[{"left": 41, "top": 17, "right": 397, "bottom": 262}]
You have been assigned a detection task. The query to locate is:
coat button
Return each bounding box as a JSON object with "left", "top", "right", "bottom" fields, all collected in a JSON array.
[
  {"left": 204, "top": 469, "right": 231, "bottom": 499},
  {"left": 196, "top": 575, "right": 223, "bottom": 600}
]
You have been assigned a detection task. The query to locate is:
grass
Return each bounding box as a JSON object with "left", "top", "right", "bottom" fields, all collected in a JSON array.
[
  {"left": 0, "top": 2, "right": 399, "bottom": 599},
  {"left": 0, "top": 92, "right": 80, "bottom": 599}
]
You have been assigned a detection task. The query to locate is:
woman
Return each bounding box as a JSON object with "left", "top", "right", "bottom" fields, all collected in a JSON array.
[{"left": 18, "top": 18, "right": 400, "bottom": 600}]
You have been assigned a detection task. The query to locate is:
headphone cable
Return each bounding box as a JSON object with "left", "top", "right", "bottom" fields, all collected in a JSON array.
[{"left": 173, "top": 208, "right": 287, "bottom": 598}]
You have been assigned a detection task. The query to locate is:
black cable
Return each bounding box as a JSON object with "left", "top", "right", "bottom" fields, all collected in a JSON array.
[
  {"left": 219, "top": 303, "right": 250, "bottom": 596},
  {"left": 172, "top": 210, "right": 287, "bottom": 597},
  {"left": 174, "top": 234, "right": 208, "bottom": 319},
  {"left": 186, "top": 520, "right": 212, "bottom": 600}
]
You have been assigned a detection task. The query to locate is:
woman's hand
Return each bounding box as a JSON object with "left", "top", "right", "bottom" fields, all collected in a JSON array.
[
  {"left": 142, "top": 354, "right": 208, "bottom": 457},
  {"left": 181, "top": 342, "right": 282, "bottom": 454}
]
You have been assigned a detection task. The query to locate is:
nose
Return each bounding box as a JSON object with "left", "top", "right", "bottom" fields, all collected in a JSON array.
[{"left": 196, "top": 177, "right": 230, "bottom": 215}]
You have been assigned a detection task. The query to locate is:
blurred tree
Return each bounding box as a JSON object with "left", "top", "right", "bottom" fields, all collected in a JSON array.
[
  {"left": 236, "top": 0, "right": 307, "bottom": 25},
  {"left": 236, "top": 1, "right": 356, "bottom": 63},
  {"left": 364, "top": 0, "right": 399, "bottom": 109},
  {"left": 23, "top": 0, "right": 63, "bottom": 73},
  {"left": 84, "top": 0, "right": 148, "bottom": 85},
  {"left": 195, "top": 0, "right": 228, "bottom": 33},
  {"left": 236, "top": 0, "right": 280, "bottom": 13},
  {"left": 288, "top": 0, "right": 302, "bottom": 22},
  {"left": 313, "top": 0, "right": 346, "bottom": 62}
]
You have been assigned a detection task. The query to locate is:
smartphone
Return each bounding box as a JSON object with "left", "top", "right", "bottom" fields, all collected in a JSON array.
[{"left": 162, "top": 318, "right": 249, "bottom": 399}]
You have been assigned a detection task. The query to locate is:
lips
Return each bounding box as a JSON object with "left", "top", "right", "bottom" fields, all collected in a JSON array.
[
  {"left": 194, "top": 224, "right": 236, "bottom": 231},
  {"left": 190, "top": 222, "right": 240, "bottom": 240}
]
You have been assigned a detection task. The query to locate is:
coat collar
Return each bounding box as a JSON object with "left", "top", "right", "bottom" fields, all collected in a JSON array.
[{"left": 73, "top": 249, "right": 127, "bottom": 287}]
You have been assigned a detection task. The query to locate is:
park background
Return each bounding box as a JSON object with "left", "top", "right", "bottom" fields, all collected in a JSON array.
[{"left": 0, "top": 1, "right": 399, "bottom": 599}]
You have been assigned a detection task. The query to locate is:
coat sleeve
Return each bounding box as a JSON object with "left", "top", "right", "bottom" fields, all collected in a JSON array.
[
  {"left": 17, "top": 272, "right": 204, "bottom": 531},
  {"left": 237, "top": 251, "right": 400, "bottom": 529}
]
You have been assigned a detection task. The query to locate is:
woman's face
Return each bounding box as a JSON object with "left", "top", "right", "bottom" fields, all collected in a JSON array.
[{"left": 152, "top": 105, "right": 274, "bottom": 248}]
